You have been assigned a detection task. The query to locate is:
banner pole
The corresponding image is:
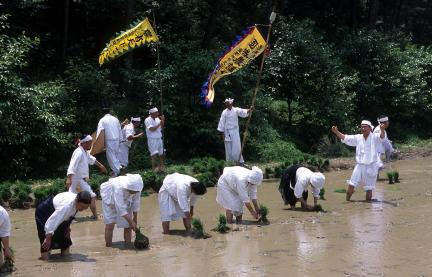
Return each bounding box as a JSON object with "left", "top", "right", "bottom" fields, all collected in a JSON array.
[
  {"left": 152, "top": 9, "right": 163, "bottom": 114},
  {"left": 238, "top": 7, "right": 277, "bottom": 163}
]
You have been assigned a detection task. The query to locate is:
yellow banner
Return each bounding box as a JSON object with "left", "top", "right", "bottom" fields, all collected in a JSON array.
[
  {"left": 99, "top": 17, "right": 159, "bottom": 66},
  {"left": 201, "top": 26, "right": 266, "bottom": 106}
]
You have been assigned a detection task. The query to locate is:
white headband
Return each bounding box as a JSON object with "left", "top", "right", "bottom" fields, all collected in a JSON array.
[
  {"left": 79, "top": 135, "right": 92, "bottom": 144},
  {"left": 224, "top": 98, "right": 234, "bottom": 104},
  {"left": 378, "top": 116, "right": 389, "bottom": 123},
  {"left": 131, "top": 117, "right": 141, "bottom": 122},
  {"left": 149, "top": 107, "right": 158, "bottom": 114},
  {"left": 361, "top": 120, "right": 374, "bottom": 129}
]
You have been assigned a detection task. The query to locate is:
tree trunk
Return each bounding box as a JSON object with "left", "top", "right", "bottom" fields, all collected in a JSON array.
[
  {"left": 201, "top": 0, "right": 222, "bottom": 49},
  {"left": 368, "top": 0, "right": 380, "bottom": 27},
  {"left": 60, "top": 0, "right": 70, "bottom": 69},
  {"left": 287, "top": 97, "right": 293, "bottom": 126},
  {"left": 350, "top": 0, "right": 360, "bottom": 28}
]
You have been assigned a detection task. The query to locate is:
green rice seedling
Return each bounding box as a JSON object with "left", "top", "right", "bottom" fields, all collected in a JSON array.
[
  {"left": 0, "top": 257, "right": 15, "bottom": 273},
  {"left": 258, "top": 204, "right": 270, "bottom": 225},
  {"left": 319, "top": 188, "right": 326, "bottom": 200},
  {"left": 134, "top": 227, "right": 149, "bottom": 250},
  {"left": 191, "top": 218, "right": 211, "bottom": 239},
  {"left": 312, "top": 204, "right": 325, "bottom": 212},
  {"left": 334, "top": 188, "right": 347, "bottom": 193},
  {"left": 212, "top": 214, "right": 230, "bottom": 233},
  {"left": 393, "top": 170, "right": 400, "bottom": 183},
  {"left": 386, "top": 171, "right": 394, "bottom": 184}
]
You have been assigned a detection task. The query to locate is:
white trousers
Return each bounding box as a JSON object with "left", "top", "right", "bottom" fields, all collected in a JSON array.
[
  {"left": 102, "top": 202, "right": 132, "bottom": 228},
  {"left": 347, "top": 163, "right": 379, "bottom": 191},
  {"left": 158, "top": 190, "right": 184, "bottom": 221},
  {"left": 118, "top": 143, "right": 130, "bottom": 167},
  {"left": 106, "top": 139, "right": 121, "bottom": 175},
  {"left": 147, "top": 138, "right": 164, "bottom": 156},
  {"left": 216, "top": 181, "right": 244, "bottom": 216},
  {"left": 224, "top": 128, "right": 244, "bottom": 163},
  {"left": 69, "top": 177, "right": 96, "bottom": 198}
]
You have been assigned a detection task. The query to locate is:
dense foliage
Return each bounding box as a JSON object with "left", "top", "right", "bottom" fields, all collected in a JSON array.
[{"left": 0, "top": 0, "right": 431, "bottom": 181}]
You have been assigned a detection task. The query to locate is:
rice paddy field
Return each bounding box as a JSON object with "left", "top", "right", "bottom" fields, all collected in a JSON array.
[{"left": 7, "top": 156, "right": 432, "bottom": 276}]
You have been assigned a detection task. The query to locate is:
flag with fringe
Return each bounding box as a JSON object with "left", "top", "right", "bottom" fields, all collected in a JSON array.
[
  {"left": 99, "top": 17, "right": 159, "bottom": 66},
  {"left": 200, "top": 26, "right": 267, "bottom": 107}
]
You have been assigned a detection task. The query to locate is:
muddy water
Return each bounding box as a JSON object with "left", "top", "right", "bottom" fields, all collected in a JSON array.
[{"left": 7, "top": 157, "right": 432, "bottom": 277}]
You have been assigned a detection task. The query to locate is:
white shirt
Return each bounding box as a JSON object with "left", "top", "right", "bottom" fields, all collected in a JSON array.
[
  {"left": 342, "top": 132, "right": 383, "bottom": 164},
  {"left": 97, "top": 114, "right": 122, "bottom": 140},
  {"left": 122, "top": 123, "right": 136, "bottom": 148},
  {"left": 0, "top": 206, "right": 11, "bottom": 237},
  {"left": 217, "top": 107, "right": 249, "bottom": 132},
  {"left": 67, "top": 146, "right": 96, "bottom": 178},
  {"left": 218, "top": 166, "right": 258, "bottom": 202},
  {"left": 145, "top": 116, "right": 162, "bottom": 139},
  {"left": 44, "top": 192, "right": 78, "bottom": 235},
  {"left": 160, "top": 173, "right": 199, "bottom": 212},
  {"left": 294, "top": 167, "right": 321, "bottom": 199},
  {"left": 100, "top": 176, "right": 141, "bottom": 216}
]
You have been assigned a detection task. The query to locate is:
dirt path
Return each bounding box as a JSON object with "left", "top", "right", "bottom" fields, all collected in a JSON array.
[{"left": 6, "top": 156, "right": 432, "bottom": 276}]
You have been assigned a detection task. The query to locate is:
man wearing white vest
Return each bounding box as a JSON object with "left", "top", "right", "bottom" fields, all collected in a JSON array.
[{"left": 217, "top": 98, "right": 251, "bottom": 164}]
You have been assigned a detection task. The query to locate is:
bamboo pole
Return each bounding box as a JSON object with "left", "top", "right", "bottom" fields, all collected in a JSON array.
[
  {"left": 152, "top": 9, "right": 163, "bottom": 114},
  {"left": 238, "top": 8, "right": 277, "bottom": 163}
]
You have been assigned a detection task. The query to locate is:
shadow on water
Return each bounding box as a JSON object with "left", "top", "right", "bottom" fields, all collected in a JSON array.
[
  {"left": 48, "top": 253, "right": 96, "bottom": 263},
  {"left": 166, "top": 229, "right": 191, "bottom": 237},
  {"left": 348, "top": 199, "right": 400, "bottom": 207}
]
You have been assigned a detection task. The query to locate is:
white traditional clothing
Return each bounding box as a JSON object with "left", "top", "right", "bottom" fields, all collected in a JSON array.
[
  {"left": 44, "top": 192, "right": 78, "bottom": 235},
  {"left": 67, "top": 145, "right": 97, "bottom": 198},
  {"left": 145, "top": 116, "right": 163, "bottom": 156},
  {"left": 217, "top": 107, "right": 249, "bottom": 163},
  {"left": 293, "top": 167, "right": 324, "bottom": 199},
  {"left": 119, "top": 122, "right": 136, "bottom": 167},
  {"left": 158, "top": 173, "right": 199, "bottom": 222},
  {"left": 373, "top": 126, "right": 394, "bottom": 163},
  {"left": 216, "top": 166, "right": 261, "bottom": 216},
  {"left": 0, "top": 206, "right": 11, "bottom": 238},
  {"left": 97, "top": 113, "right": 122, "bottom": 175},
  {"left": 342, "top": 132, "right": 383, "bottom": 191},
  {"left": 100, "top": 174, "right": 143, "bottom": 228}
]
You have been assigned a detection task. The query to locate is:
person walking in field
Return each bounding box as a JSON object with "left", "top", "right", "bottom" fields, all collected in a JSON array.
[
  {"left": 97, "top": 106, "right": 123, "bottom": 176},
  {"left": 145, "top": 107, "right": 165, "bottom": 172},
  {"left": 331, "top": 120, "right": 385, "bottom": 201},
  {"left": 119, "top": 117, "right": 144, "bottom": 168},
  {"left": 0, "top": 206, "right": 13, "bottom": 265},
  {"left": 66, "top": 134, "right": 107, "bottom": 219}
]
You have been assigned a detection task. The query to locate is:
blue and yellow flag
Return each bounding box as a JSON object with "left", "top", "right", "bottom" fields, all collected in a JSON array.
[
  {"left": 200, "top": 26, "right": 267, "bottom": 107},
  {"left": 99, "top": 17, "right": 159, "bottom": 66}
]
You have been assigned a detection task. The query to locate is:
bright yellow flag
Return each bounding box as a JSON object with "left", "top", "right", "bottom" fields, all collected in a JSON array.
[
  {"left": 99, "top": 17, "right": 159, "bottom": 66},
  {"left": 200, "top": 26, "right": 267, "bottom": 106}
]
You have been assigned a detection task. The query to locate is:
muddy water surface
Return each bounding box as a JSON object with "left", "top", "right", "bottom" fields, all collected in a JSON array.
[{"left": 7, "top": 157, "right": 432, "bottom": 276}]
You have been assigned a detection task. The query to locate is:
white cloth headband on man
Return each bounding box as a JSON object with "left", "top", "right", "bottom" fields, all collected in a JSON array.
[
  {"left": 149, "top": 107, "right": 158, "bottom": 114},
  {"left": 131, "top": 117, "right": 141, "bottom": 122},
  {"left": 361, "top": 120, "right": 374, "bottom": 129},
  {"left": 224, "top": 98, "right": 234, "bottom": 104},
  {"left": 79, "top": 135, "right": 93, "bottom": 144}
]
